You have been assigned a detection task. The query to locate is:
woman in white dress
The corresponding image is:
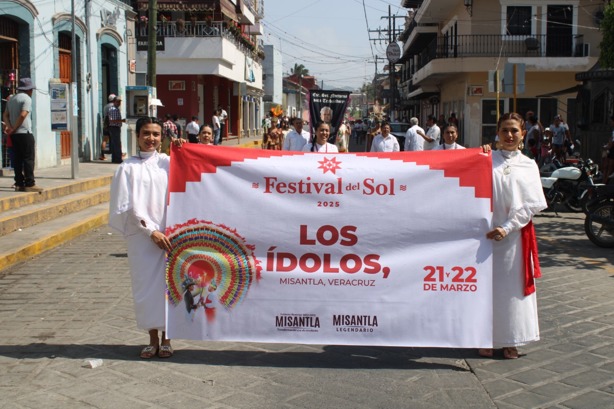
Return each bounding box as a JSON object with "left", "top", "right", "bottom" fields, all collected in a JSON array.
[
  {"left": 109, "top": 117, "right": 182, "bottom": 359},
  {"left": 481, "top": 112, "right": 547, "bottom": 359},
  {"left": 302, "top": 121, "right": 339, "bottom": 153}
]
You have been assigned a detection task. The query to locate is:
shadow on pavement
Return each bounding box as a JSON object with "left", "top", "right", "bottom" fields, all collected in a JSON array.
[
  {"left": 0, "top": 343, "right": 476, "bottom": 371},
  {"left": 534, "top": 212, "right": 614, "bottom": 269}
]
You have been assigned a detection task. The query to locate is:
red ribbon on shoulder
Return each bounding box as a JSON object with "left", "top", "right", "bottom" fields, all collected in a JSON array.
[{"left": 521, "top": 220, "right": 541, "bottom": 296}]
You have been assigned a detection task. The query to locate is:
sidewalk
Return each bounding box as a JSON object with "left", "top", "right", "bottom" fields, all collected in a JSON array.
[
  {"left": 0, "top": 134, "right": 263, "bottom": 200},
  {"left": 0, "top": 206, "right": 613, "bottom": 408}
]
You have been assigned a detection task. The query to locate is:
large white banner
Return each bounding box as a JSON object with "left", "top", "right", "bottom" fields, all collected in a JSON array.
[{"left": 165, "top": 146, "right": 494, "bottom": 348}]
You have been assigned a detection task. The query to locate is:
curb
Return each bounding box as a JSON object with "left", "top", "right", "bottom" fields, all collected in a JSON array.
[
  {"left": 0, "top": 210, "right": 109, "bottom": 273},
  {"left": 0, "top": 176, "right": 112, "bottom": 212}
]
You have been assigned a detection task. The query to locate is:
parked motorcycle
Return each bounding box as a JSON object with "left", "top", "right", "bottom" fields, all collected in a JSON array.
[
  {"left": 581, "top": 183, "right": 614, "bottom": 213},
  {"left": 585, "top": 195, "right": 614, "bottom": 248},
  {"left": 541, "top": 158, "right": 599, "bottom": 213}
]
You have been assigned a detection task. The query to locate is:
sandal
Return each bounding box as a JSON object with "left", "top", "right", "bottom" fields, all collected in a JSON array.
[
  {"left": 140, "top": 345, "right": 158, "bottom": 359},
  {"left": 158, "top": 344, "right": 173, "bottom": 358},
  {"left": 503, "top": 347, "right": 519, "bottom": 359},
  {"left": 478, "top": 348, "right": 494, "bottom": 358}
]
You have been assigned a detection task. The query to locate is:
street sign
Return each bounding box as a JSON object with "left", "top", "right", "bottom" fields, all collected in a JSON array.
[
  {"left": 136, "top": 36, "right": 165, "bottom": 51},
  {"left": 488, "top": 70, "right": 501, "bottom": 93},
  {"left": 503, "top": 63, "right": 525, "bottom": 94},
  {"left": 386, "top": 42, "right": 401, "bottom": 63}
]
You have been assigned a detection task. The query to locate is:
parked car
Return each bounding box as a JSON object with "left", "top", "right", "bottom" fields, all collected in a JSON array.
[{"left": 389, "top": 122, "right": 410, "bottom": 151}]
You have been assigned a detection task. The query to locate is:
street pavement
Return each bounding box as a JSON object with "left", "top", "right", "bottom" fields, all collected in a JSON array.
[{"left": 1, "top": 168, "right": 613, "bottom": 407}]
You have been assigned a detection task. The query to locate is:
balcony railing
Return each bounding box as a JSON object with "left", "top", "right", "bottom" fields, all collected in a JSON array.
[
  {"left": 413, "top": 34, "right": 587, "bottom": 71},
  {"left": 136, "top": 21, "right": 264, "bottom": 60}
]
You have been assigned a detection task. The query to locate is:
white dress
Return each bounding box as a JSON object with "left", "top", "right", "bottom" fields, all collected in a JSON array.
[
  {"left": 432, "top": 143, "right": 465, "bottom": 150},
  {"left": 109, "top": 151, "right": 170, "bottom": 331},
  {"left": 491, "top": 150, "right": 547, "bottom": 347},
  {"left": 302, "top": 142, "right": 339, "bottom": 153}
]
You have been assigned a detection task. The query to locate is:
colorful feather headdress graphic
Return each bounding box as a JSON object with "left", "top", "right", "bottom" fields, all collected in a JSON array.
[{"left": 166, "top": 219, "right": 261, "bottom": 310}]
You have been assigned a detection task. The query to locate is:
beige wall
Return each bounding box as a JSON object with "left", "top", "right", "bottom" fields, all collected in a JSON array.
[{"left": 434, "top": 71, "right": 580, "bottom": 148}]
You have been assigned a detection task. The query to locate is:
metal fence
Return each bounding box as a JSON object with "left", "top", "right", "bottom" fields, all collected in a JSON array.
[{"left": 415, "top": 34, "right": 586, "bottom": 71}]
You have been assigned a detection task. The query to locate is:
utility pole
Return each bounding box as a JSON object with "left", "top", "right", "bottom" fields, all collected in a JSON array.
[
  {"left": 147, "top": 0, "right": 157, "bottom": 88},
  {"left": 368, "top": 9, "right": 403, "bottom": 121},
  {"left": 70, "top": 0, "right": 79, "bottom": 178},
  {"left": 388, "top": 5, "right": 395, "bottom": 121},
  {"left": 298, "top": 75, "right": 302, "bottom": 119}
]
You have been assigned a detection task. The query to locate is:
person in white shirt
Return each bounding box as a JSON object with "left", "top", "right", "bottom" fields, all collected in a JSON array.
[
  {"left": 185, "top": 116, "right": 200, "bottom": 143},
  {"left": 433, "top": 125, "right": 465, "bottom": 150},
  {"left": 422, "top": 115, "right": 441, "bottom": 150},
  {"left": 212, "top": 109, "right": 221, "bottom": 145},
  {"left": 404, "top": 117, "right": 425, "bottom": 151},
  {"left": 370, "top": 122, "right": 399, "bottom": 152},
  {"left": 302, "top": 122, "right": 339, "bottom": 152},
  {"left": 218, "top": 105, "right": 228, "bottom": 140},
  {"left": 283, "top": 117, "right": 310, "bottom": 151}
]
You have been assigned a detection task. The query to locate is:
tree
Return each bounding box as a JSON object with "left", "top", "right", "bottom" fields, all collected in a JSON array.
[
  {"left": 290, "top": 63, "right": 310, "bottom": 77},
  {"left": 600, "top": 3, "right": 614, "bottom": 68},
  {"left": 360, "top": 82, "right": 375, "bottom": 101}
]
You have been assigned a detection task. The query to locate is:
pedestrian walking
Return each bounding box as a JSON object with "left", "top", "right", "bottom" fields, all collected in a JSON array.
[
  {"left": 212, "top": 109, "right": 221, "bottom": 145},
  {"left": 107, "top": 95, "right": 125, "bottom": 163},
  {"left": 185, "top": 116, "right": 200, "bottom": 143},
  {"left": 302, "top": 122, "right": 338, "bottom": 152},
  {"left": 2, "top": 78, "right": 43, "bottom": 192},
  {"left": 161, "top": 114, "right": 178, "bottom": 154},
  {"left": 198, "top": 124, "right": 214, "bottom": 145},
  {"left": 370, "top": 121, "right": 399, "bottom": 152},
  {"left": 100, "top": 93, "right": 116, "bottom": 160},
  {"left": 172, "top": 114, "right": 182, "bottom": 139},
  {"left": 282, "top": 117, "right": 310, "bottom": 151},
  {"left": 218, "top": 105, "right": 228, "bottom": 141},
  {"left": 432, "top": 125, "right": 465, "bottom": 150},
  {"left": 422, "top": 115, "right": 441, "bottom": 150},
  {"left": 404, "top": 117, "right": 425, "bottom": 152}
]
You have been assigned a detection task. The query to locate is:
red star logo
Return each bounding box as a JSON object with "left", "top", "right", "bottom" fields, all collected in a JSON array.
[{"left": 318, "top": 157, "right": 342, "bottom": 174}]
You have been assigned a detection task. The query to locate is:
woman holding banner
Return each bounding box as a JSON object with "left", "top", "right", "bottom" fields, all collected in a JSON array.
[
  {"left": 482, "top": 112, "right": 547, "bottom": 359},
  {"left": 302, "top": 121, "right": 338, "bottom": 153},
  {"left": 109, "top": 117, "right": 184, "bottom": 359}
]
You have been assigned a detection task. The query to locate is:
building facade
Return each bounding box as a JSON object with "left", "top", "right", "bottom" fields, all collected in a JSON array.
[
  {"left": 263, "top": 44, "right": 283, "bottom": 115},
  {"left": 1, "top": 0, "right": 133, "bottom": 168},
  {"left": 134, "top": 0, "right": 264, "bottom": 141},
  {"left": 398, "top": 0, "right": 601, "bottom": 147}
]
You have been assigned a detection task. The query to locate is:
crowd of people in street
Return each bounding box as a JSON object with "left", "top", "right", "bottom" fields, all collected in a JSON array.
[{"left": 96, "top": 94, "right": 235, "bottom": 162}]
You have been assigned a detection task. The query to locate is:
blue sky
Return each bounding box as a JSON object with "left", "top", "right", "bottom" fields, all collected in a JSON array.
[{"left": 262, "top": 0, "right": 407, "bottom": 91}]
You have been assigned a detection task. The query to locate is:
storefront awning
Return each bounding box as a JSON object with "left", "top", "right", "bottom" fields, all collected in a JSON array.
[
  {"left": 536, "top": 85, "right": 580, "bottom": 98},
  {"left": 406, "top": 86, "right": 438, "bottom": 99}
]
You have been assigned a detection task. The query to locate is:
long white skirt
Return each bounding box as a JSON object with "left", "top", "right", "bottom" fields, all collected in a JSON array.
[
  {"left": 126, "top": 235, "right": 167, "bottom": 332},
  {"left": 492, "top": 229, "right": 539, "bottom": 347}
]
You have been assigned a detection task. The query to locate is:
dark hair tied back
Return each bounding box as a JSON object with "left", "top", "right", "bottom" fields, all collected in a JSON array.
[{"left": 136, "top": 116, "right": 163, "bottom": 134}]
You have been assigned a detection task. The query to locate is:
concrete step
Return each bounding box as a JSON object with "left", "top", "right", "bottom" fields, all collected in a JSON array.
[
  {"left": 0, "top": 175, "right": 113, "bottom": 272},
  {"left": 0, "top": 175, "right": 112, "bottom": 212},
  {"left": 0, "top": 186, "right": 110, "bottom": 237},
  {"left": 0, "top": 202, "right": 109, "bottom": 272}
]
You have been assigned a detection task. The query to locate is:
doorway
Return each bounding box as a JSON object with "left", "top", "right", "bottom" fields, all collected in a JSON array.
[{"left": 546, "top": 5, "right": 573, "bottom": 57}]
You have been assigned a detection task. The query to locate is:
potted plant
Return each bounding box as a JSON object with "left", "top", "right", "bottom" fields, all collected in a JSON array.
[{"left": 176, "top": 18, "right": 185, "bottom": 33}]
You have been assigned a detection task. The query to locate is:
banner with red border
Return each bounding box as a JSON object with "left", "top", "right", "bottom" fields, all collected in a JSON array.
[{"left": 165, "top": 145, "right": 493, "bottom": 348}]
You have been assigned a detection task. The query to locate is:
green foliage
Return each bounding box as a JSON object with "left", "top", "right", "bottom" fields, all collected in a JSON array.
[
  {"left": 290, "top": 64, "right": 309, "bottom": 76},
  {"left": 360, "top": 82, "right": 375, "bottom": 101},
  {"left": 600, "top": 4, "right": 614, "bottom": 68}
]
